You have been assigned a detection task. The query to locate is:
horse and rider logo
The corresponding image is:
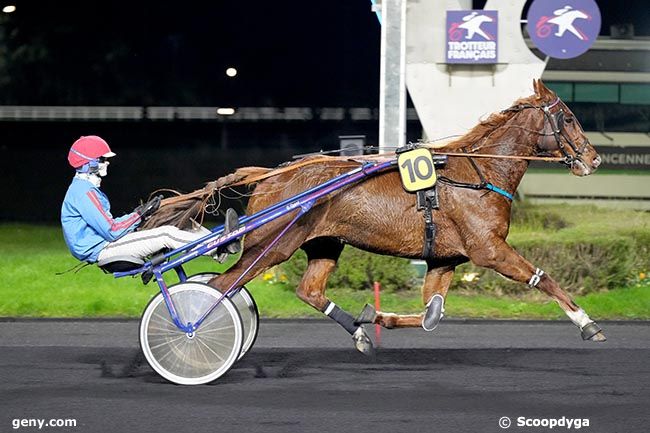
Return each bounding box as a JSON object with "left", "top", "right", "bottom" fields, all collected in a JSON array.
[
  {"left": 449, "top": 11, "right": 495, "bottom": 42},
  {"left": 446, "top": 10, "right": 498, "bottom": 64},
  {"left": 527, "top": 0, "right": 601, "bottom": 59},
  {"left": 536, "top": 6, "right": 591, "bottom": 41}
]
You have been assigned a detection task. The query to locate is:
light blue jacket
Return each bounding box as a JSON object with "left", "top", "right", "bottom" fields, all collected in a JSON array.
[{"left": 61, "top": 177, "right": 141, "bottom": 263}]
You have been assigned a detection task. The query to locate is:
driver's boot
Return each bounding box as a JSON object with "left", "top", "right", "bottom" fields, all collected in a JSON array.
[{"left": 214, "top": 208, "right": 242, "bottom": 263}]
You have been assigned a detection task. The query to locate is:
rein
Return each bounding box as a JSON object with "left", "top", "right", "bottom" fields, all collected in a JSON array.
[
  {"left": 222, "top": 98, "right": 573, "bottom": 190},
  {"left": 422, "top": 149, "right": 564, "bottom": 162},
  {"left": 161, "top": 98, "right": 578, "bottom": 208}
]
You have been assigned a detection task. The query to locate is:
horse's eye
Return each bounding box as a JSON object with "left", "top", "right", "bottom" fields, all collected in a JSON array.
[{"left": 564, "top": 116, "right": 574, "bottom": 124}]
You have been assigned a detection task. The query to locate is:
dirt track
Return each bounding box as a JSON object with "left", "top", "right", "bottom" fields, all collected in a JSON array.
[{"left": 1, "top": 319, "right": 648, "bottom": 433}]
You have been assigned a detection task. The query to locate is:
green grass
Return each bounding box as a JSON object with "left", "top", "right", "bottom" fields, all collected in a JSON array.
[
  {"left": 0, "top": 224, "right": 236, "bottom": 318},
  {"left": 0, "top": 221, "right": 649, "bottom": 319},
  {"left": 255, "top": 282, "right": 650, "bottom": 320},
  {"left": 508, "top": 203, "right": 650, "bottom": 239}
]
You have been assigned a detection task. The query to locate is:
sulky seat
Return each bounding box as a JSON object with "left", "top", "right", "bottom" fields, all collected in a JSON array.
[{"left": 97, "top": 255, "right": 145, "bottom": 273}]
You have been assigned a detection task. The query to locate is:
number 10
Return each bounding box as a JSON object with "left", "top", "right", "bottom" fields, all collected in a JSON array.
[{"left": 400, "top": 155, "right": 434, "bottom": 183}]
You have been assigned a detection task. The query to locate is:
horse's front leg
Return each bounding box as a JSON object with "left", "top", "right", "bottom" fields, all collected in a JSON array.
[
  {"left": 468, "top": 239, "right": 606, "bottom": 341},
  {"left": 371, "top": 265, "right": 455, "bottom": 330},
  {"left": 296, "top": 240, "right": 375, "bottom": 356}
]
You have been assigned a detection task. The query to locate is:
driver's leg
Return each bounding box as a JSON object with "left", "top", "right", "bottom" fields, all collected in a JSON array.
[{"left": 97, "top": 225, "right": 211, "bottom": 262}]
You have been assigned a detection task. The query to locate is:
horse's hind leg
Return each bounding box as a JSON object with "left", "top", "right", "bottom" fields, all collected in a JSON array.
[
  {"left": 372, "top": 264, "right": 455, "bottom": 330},
  {"left": 297, "top": 238, "right": 375, "bottom": 356},
  {"left": 468, "top": 239, "right": 606, "bottom": 341},
  {"left": 207, "top": 221, "right": 309, "bottom": 293},
  {"left": 421, "top": 264, "right": 456, "bottom": 331}
]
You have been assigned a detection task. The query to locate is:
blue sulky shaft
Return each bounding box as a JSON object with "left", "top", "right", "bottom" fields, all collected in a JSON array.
[
  {"left": 116, "top": 158, "right": 397, "bottom": 333},
  {"left": 159, "top": 159, "right": 395, "bottom": 275},
  {"left": 190, "top": 200, "right": 315, "bottom": 331},
  {"left": 115, "top": 159, "right": 395, "bottom": 278},
  {"left": 189, "top": 159, "right": 396, "bottom": 331}
]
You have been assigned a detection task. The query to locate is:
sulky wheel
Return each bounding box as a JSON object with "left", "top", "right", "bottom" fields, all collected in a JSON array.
[
  {"left": 188, "top": 272, "right": 260, "bottom": 361},
  {"left": 139, "top": 282, "right": 243, "bottom": 385}
]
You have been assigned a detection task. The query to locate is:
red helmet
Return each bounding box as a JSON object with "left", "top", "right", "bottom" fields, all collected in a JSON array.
[{"left": 67, "top": 135, "right": 116, "bottom": 169}]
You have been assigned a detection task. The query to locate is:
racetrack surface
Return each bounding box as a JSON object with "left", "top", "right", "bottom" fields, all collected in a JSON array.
[{"left": 0, "top": 319, "right": 648, "bottom": 433}]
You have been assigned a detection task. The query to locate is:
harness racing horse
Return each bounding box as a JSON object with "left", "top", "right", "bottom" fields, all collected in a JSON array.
[{"left": 148, "top": 80, "right": 605, "bottom": 355}]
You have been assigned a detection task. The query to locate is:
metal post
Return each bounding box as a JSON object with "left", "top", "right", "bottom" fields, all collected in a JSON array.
[{"left": 378, "top": 0, "right": 407, "bottom": 152}]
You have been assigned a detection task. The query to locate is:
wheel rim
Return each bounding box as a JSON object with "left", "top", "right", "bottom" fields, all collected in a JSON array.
[
  {"left": 187, "top": 273, "right": 259, "bottom": 360},
  {"left": 140, "top": 282, "right": 243, "bottom": 385}
]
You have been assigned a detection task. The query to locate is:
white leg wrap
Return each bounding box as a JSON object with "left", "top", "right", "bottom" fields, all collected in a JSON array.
[
  {"left": 528, "top": 268, "right": 545, "bottom": 288},
  {"left": 565, "top": 308, "right": 592, "bottom": 328},
  {"left": 323, "top": 302, "right": 336, "bottom": 316}
]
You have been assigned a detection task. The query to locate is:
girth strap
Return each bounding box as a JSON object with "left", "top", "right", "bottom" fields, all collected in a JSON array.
[
  {"left": 417, "top": 188, "right": 439, "bottom": 259},
  {"left": 436, "top": 153, "right": 514, "bottom": 201}
]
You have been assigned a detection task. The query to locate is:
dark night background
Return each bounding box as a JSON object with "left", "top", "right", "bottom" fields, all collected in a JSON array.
[
  {"left": 0, "top": 1, "right": 381, "bottom": 106},
  {"left": 0, "top": 0, "right": 648, "bottom": 221},
  {"left": 1, "top": 1, "right": 648, "bottom": 106}
]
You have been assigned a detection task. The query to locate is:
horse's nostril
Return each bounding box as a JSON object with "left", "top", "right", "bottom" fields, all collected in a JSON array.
[{"left": 593, "top": 156, "right": 602, "bottom": 168}]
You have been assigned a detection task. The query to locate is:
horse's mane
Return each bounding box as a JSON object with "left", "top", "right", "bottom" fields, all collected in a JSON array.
[{"left": 436, "top": 93, "right": 543, "bottom": 151}]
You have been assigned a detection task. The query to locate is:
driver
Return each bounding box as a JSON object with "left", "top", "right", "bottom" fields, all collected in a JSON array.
[{"left": 61, "top": 135, "right": 239, "bottom": 265}]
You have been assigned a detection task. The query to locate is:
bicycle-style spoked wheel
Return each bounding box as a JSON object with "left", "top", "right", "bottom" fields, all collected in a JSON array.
[
  {"left": 139, "top": 282, "right": 243, "bottom": 385},
  {"left": 188, "top": 272, "right": 260, "bottom": 361}
]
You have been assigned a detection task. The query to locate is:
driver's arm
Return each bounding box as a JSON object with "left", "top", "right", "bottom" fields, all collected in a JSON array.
[{"left": 81, "top": 189, "right": 141, "bottom": 241}]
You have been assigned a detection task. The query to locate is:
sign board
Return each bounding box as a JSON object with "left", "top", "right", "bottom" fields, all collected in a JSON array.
[
  {"left": 527, "top": 0, "right": 601, "bottom": 59},
  {"left": 446, "top": 10, "right": 498, "bottom": 64},
  {"left": 591, "top": 146, "right": 650, "bottom": 170}
]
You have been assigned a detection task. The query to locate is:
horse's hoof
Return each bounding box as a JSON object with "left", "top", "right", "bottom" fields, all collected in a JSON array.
[
  {"left": 422, "top": 294, "right": 445, "bottom": 332},
  {"left": 352, "top": 327, "right": 375, "bottom": 357},
  {"left": 354, "top": 304, "right": 377, "bottom": 325},
  {"left": 589, "top": 331, "right": 607, "bottom": 342},
  {"left": 581, "top": 322, "right": 606, "bottom": 341}
]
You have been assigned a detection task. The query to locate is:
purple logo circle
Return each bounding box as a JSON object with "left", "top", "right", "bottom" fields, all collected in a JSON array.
[{"left": 527, "top": 0, "right": 601, "bottom": 59}]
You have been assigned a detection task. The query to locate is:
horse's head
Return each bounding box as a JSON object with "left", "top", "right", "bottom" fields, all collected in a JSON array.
[
  {"left": 532, "top": 79, "right": 600, "bottom": 176},
  {"left": 568, "top": 10, "right": 589, "bottom": 20},
  {"left": 474, "top": 15, "right": 493, "bottom": 24}
]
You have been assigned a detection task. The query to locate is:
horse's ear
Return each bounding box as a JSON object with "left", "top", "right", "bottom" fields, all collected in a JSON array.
[
  {"left": 536, "top": 79, "right": 556, "bottom": 99},
  {"left": 533, "top": 79, "right": 541, "bottom": 96}
]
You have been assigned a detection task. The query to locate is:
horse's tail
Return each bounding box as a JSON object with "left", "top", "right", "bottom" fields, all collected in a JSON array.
[{"left": 140, "top": 166, "right": 273, "bottom": 230}]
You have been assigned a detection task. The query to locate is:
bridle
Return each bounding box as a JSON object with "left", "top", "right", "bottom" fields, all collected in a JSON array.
[
  {"left": 418, "top": 97, "right": 592, "bottom": 201},
  {"left": 501, "top": 97, "right": 590, "bottom": 167}
]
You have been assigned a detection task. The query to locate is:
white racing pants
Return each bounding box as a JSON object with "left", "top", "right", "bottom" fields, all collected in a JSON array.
[{"left": 97, "top": 225, "right": 212, "bottom": 262}]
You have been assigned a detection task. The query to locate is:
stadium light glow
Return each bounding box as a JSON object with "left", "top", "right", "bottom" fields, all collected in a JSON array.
[
  {"left": 226, "top": 67, "right": 238, "bottom": 77},
  {"left": 216, "top": 108, "right": 235, "bottom": 116},
  {"left": 2, "top": 5, "right": 16, "bottom": 13}
]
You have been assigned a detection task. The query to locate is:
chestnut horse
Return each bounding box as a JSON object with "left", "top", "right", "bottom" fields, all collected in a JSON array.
[{"left": 151, "top": 80, "right": 606, "bottom": 354}]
